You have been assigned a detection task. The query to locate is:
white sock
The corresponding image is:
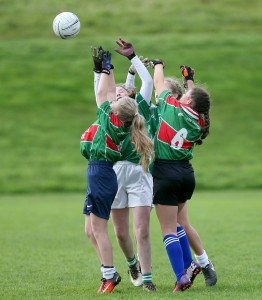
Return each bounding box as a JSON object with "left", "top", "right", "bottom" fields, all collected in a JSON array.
[
  {"left": 102, "top": 266, "right": 116, "bottom": 280},
  {"left": 195, "top": 250, "right": 209, "bottom": 268}
]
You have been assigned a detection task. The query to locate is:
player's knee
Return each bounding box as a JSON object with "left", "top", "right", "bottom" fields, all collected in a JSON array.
[
  {"left": 85, "top": 226, "right": 95, "bottom": 242},
  {"left": 115, "top": 230, "right": 129, "bottom": 242},
  {"left": 135, "top": 225, "right": 149, "bottom": 241}
]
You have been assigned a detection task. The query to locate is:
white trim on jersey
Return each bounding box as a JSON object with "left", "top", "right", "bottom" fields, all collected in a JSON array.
[{"left": 181, "top": 105, "right": 199, "bottom": 119}]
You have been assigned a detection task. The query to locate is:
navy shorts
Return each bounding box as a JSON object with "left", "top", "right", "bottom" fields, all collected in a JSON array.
[
  {"left": 152, "top": 159, "right": 195, "bottom": 206},
  {"left": 82, "top": 160, "right": 118, "bottom": 220}
]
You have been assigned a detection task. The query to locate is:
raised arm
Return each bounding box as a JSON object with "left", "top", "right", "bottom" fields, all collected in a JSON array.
[
  {"left": 107, "top": 68, "right": 116, "bottom": 102},
  {"left": 115, "top": 38, "right": 153, "bottom": 104},
  {"left": 91, "top": 46, "right": 103, "bottom": 100},
  {"left": 125, "top": 63, "right": 136, "bottom": 92},
  {"left": 151, "top": 59, "right": 166, "bottom": 103},
  {"left": 130, "top": 56, "right": 152, "bottom": 104},
  {"left": 96, "top": 50, "right": 112, "bottom": 107}
]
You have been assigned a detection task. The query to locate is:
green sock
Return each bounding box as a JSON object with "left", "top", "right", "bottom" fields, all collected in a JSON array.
[
  {"left": 142, "top": 273, "right": 152, "bottom": 283},
  {"left": 127, "top": 255, "right": 137, "bottom": 267}
]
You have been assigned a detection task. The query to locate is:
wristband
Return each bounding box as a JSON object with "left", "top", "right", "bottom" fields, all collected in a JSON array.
[
  {"left": 127, "top": 52, "right": 136, "bottom": 60},
  {"left": 102, "top": 69, "right": 110, "bottom": 75},
  {"left": 151, "top": 59, "right": 165, "bottom": 68},
  {"left": 154, "top": 61, "right": 164, "bottom": 67},
  {"left": 93, "top": 68, "right": 101, "bottom": 73}
]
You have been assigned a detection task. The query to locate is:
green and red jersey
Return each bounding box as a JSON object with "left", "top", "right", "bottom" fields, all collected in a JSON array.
[
  {"left": 154, "top": 90, "right": 204, "bottom": 160},
  {"left": 80, "top": 101, "right": 129, "bottom": 163},
  {"left": 118, "top": 93, "right": 152, "bottom": 163},
  {"left": 146, "top": 103, "right": 160, "bottom": 141}
]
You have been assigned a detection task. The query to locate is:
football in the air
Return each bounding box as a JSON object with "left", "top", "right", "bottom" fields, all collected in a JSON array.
[{"left": 53, "top": 12, "right": 80, "bottom": 39}]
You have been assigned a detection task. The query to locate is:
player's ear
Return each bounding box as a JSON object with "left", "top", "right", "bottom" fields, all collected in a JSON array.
[{"left": 186, "top": 98, "right": 193, "bottom": 105}]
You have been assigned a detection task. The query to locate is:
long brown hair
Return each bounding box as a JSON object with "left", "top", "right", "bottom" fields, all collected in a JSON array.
[{"left": 190, "top": 87, "right": 211, "bottom": 145}]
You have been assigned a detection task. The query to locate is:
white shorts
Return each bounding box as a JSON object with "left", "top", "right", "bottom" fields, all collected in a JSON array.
[{"left": 112, "top": 161, "right": 153, "bottom": 209}]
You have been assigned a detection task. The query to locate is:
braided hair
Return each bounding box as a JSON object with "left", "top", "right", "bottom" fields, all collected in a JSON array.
[{"left": 190, "top": 87, "right": 211, "bottom": 145}]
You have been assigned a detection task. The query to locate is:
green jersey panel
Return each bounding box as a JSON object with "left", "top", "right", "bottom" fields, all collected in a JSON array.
[
  {"left": 146, "top": 104, "right": 159, "bottom": 140},
  {"left": 80, "top": 101, "right": 129, "bottom": 162}
]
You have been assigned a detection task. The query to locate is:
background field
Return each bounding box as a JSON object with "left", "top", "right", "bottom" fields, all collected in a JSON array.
[
  {"left": 1, "top": 0, "right": 262, "bottom": 299},
  {"left": 1, "top": 0, "right": 262, "bottom": 193}
]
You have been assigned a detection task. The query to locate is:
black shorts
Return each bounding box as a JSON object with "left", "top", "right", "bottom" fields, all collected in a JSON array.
[{"left": 152, "top": 159, "right": 195, "bottom": 206}]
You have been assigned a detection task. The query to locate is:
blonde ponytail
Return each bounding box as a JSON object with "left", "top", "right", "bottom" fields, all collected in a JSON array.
[
  {"left": 114, "top": 96, "right": 155, "bottom": 171},
  {"left": 130, "top": 114, "right": 155, "bottom": 172}
]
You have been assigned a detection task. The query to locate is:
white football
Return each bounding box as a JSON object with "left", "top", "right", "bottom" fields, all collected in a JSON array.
[{"left": 53, "top": 12, "right": 80, "bottom": 39}]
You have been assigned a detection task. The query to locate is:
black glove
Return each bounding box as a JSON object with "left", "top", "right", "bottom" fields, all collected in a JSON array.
[
  {"left": 180, "top": 65, "right": 194, "bottom": 81},
  {"left": 91, "top": 46, "right": 103, "bottom": 73}
]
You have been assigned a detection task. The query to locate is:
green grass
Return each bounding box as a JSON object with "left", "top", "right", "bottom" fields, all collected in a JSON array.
[
  {"left": 0, "top": 190, "right": 261, "bottom": 299},
  {"left": 0, "top": 0, "right": 262, "bottom": 193}
]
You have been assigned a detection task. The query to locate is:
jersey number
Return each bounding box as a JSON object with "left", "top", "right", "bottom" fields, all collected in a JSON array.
[{"left": 171, "top": 128, "right": 188, "bottom": 149}]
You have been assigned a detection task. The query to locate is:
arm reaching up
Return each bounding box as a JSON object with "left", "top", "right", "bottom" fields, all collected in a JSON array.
[
  {"left": 151, "top": 59, "right": 166, "bottom": 104},
  {"left": 96, "top": 50, "right": 112, "bottom": 107},
  {"left": 130, "top": 56, "right": 152, "bottom": 104},
  {"left": 116, "top": 38, "right": 153, "bottom": 104},
  {"left": 91, "top": 46, "right": 103, "bottom": 99}
]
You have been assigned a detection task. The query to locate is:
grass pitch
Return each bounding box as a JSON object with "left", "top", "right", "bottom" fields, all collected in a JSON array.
[{"left": 1, "top": 190, "right": 261, "bottom": 299}]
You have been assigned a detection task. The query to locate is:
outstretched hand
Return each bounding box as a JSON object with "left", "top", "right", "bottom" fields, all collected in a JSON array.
[
  {"left": 115, "top": 38, "right": 136, "bottom": 60},
  {"left": 102, "top": 50, "right": 112, "bottom": 72},
  {"left": 180, "top": 65, "right": 195, "bottom": 81},
  {"left": 91, "top": 46, "right": 104, "bottom": 73},
  {"left": 141, "top": 57, "right": 151, "bottom": 69}
]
